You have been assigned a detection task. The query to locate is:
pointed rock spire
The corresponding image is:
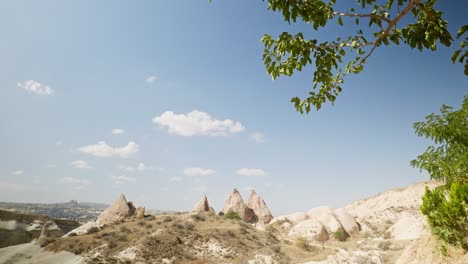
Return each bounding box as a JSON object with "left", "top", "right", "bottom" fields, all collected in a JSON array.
[
  {"left": 222, "top": 188, "right": 257, "bottom": 223},
  {"left": 96, "top": 194, "right": 132, "bottom": 225},
  {"left": 246, "top": 190, "right": 273, "bottom": 224},
  {"left": 192, "top": 194, "right": 211, "bottom": 212}
]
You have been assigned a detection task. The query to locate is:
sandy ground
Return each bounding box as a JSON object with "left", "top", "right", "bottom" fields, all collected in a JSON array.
[{"left": 0, "top": 242, "right": 82, "bottom": 264}]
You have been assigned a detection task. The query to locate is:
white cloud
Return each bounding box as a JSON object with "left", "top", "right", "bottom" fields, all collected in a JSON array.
[
  {"left": 169, "top": 176, "right": 182, "bottom": 183},
  {"left": 236, "top": 168, "right": 268, "bottom": 177},
  {"left": 112, "top": 128, "right": 125, "bottom": 135},
  {"left": 17, "top": 80, "right": 54, "bottom": 95},
  {"left": 146, "top": 75, "right": 157, "bottom": 83},
  {"left": 70, "top": 160, "right": 92, "bottom": 169},
  {"left": 11, "top": 170, "right": 24, "bottom": 175},
  {"left": 183, "top": 167, "right": 216, "bottom": 177},
  {"left": 251, "top": 132, "right": 265, "bottom": 143},
  {"left": 78, "top": 141, "right": 139, "bottom": 158},
  {"left": 121, "top": 163, "right": 153, "bottom": 172},
  {"left": 56, "top": 140, "right": 63, "bottom": 146},
  {"left": 59, "top": 177, "right": 89, "bottom": 190},
  {"left": 112, "top": 175, "right": 136, "bottom": 185},
  {"left": 152, "top": 110, "right": 245, "bottom": 136}
]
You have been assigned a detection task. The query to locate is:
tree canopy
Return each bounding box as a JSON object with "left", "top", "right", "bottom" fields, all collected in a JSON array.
[
  {"left": 413, "top": 96, "right": 468, "bottom": 250},
  {"left": 257, "top": 0, "right": 467, "bottom": 112}
]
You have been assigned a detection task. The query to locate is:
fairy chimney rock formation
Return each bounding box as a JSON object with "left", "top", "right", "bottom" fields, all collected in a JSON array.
[
  {"left": 222, "top": 188, "right": 257, "bottom": 223},
  {"left": 192, "top": 194, "right": 211, "bottom": 212},
  {"left": 246, "top": 190, "right": 273, "bottom": 224},
  {"left": 96, "top": 194, "right": 132, "bottom": 225}
]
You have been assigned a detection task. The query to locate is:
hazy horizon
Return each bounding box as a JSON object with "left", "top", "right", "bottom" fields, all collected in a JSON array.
[{"left": 1, "top": 0, "right": 467, "bottom": 216}]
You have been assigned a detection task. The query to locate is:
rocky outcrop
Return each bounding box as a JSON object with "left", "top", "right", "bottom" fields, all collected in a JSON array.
[
  {"left": 345, "top": 181, "right": 440, "bottom": 230},
  {"left": 222, "top": 189, "right": 257, "bottom": 223},
  {"left": 386, "top": 212, "right": 426, "bottom": 240},
  {"left": 270, "top": 212, "right": 308, "bottom": 225},
  {"left": 246, "top": 190, "right": 273, "bottom": 224},
  {"left": 96, "top": 194, "right": 133, "bottom": 225},
  {"left": 135, "top": 207, "right": 145, "bottom": 219},
  {"left": 0, "top": 210, "right": 79, "bottom": 248},
  {"left": 287, "top": 218, "right": 329, "bottom": 241},
  {"left": 334, "top": 208, "right": 359, "bottom": 235},
  {"left": 192, "top": 195, "right": 210, "bottom": 213}
]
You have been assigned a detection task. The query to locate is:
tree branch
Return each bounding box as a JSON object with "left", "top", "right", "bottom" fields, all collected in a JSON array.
[{"left": 332, "top": 12, "right": 391, "bottom": 24}]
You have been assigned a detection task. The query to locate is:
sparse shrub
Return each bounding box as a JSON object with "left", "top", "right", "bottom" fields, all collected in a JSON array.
[
  {"left": 87, "top": 226, "right": 100, "bottom": 234},
  {"left": 185, "top": 222, "right": 195, "bottom": 231},
  {"left": 218, "top": 212, "right": 225, "bottom": 216},
  {"left": 239, "top": 227, "right": 248, "bottom": 235},
  {"left": 146, "top": 223, "right": 153, "bottom": 229},
  {"left": 317, "top": 229, "right": 329, "bottom": 249},
  {"left": 383, "top": 231, "right": 391, "bottom": 239},
  {"left": 226, "top": 230, "right": 236, "bottom": 237},
  {"left": 295, "top": 237, "right": 311, "bottom": 251},
  {"left": 108, "top": 241, "right": 117, "bottom": 249},
  {"left": 379, "top": 241, "right": 392, "bottom": 250},
  {"left": 270, "top": 244, "right": 281, "bottom": 253},
  {"left": 191, "top": 214, "right": 206, "bottom": 222},
  {"left": 68, "top": 232, "right": 77, "bottom": 237},
  {"left": 333, "top": 229, "right": 348, "bottom": 242},
  {"left": 138, "top": 221, "right": 146, "bottom": 227},
  {"left": 120, "top": 226, "right": 131, "bottom": 233},
  {"left": 225, "top": 211, "right": 241, "bottom": 220},
  {"left": 277, "top": 218, "right": 291, "bottom": 225},
  {"left": 146, "top": 215, "right": 156, "bottom": 221},
  {"left": 163, "top": 216, "right": 173, "bottom": 222},
  {"left": 440, "top": 244, "right": 448, "bottom": 257}
]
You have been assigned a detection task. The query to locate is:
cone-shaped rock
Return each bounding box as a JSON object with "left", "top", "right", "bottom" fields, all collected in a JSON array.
[
  {"left": 246, "top": 190, "right": 273, "bottom": 224},
  {"left": 192, "top": 195, "right": 210, "bottom": 212},
  {"left": 222, "top": 188, "right": 257, "bottom": 223},
  {"left": 96, "top": 194, "right": 132, "bottom": 225}
]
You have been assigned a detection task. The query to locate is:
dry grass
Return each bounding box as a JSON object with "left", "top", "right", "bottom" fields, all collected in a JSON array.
[{"left": 44, "top": 212, "right": 339, "bottom": 263}]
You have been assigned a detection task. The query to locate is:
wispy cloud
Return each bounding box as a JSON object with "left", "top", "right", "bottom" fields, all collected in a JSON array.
[
  {"left": 146, "top": 75, "right": 157, "bottom": 83},
  {"left": 11, "top": 170, "right": 24, "bottom": 175},
  {"left": 183, "top": 167, "right": 216, "bottom": 177},
  {"left": 59, "top": 177, "right": 89, "bottom": 190},
  {"left": 17, "top": 80, "right": 54, "bottom": 95},
  {"left": 236, "top": 168, "right": 268, "bottom": 177},
  {"left": 251, "top": 132, "right": 265, "bottom": 143},
  {"left": 70, "top": 160, "right": 92, "bottom": 169},
  {"left": 78, "top": 141, "right": 139, "bottom": 158},
  {"left": 112, "top": 175, "right": 136, "bottom": 185},
  {"left": 0, "top": 182, "right": 35, "bottom": 192},
  {"left": 152, "top": 110, "right": 245, "bottom": 136},
  {"left": 121, "top": 163, "right": 153, "bottom": 172},
  {"left": 169, "top": 176, "right": 182, "bottom": 183},
  {"left": 112, "top": 128, "right": 125, "bottom": 135}
]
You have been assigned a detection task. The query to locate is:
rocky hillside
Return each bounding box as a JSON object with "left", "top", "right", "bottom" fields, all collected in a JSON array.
[
  {"left": 1, "top": 181, "right": 467, "bottom": 264},
  {"left": 0, "top": 210, "right": 80, "bottom": 248}
]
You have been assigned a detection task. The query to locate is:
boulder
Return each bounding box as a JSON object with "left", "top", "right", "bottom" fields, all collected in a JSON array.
[
  {"left": 270, "top": 212, "right": 308, "bottom": 225},
  {"left": 135, "top": 207, "right": 145, "bottom": 219},
  {"left": 209, "top": 207, "right": 216, "bottom": 214},
  {"left": 222, "top": 188, "right": 258, "bottom": 223},
  {"left": 387, "top": 212, "right": 426, "bottom": 240},
  {"left": 246, "top": 190, "right": 273, "bottom": 224},
  {"left": 334, "top": 208, "right": 360, "bottom": 235},
  {"left": 96, "top": 194, "right": 132, "bottom": 225},
  {"left": 287, "top": 218, "right": 329, "bottom": 241},
  {"left": 307, "top": 206, "right": 334, "bottom": 219},
  {"left": 192, "top": 195, "right": 210, "bottom": 212}
]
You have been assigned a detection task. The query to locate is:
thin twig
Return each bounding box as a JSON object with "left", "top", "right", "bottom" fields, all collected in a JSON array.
[{"left": 332, "top": 12, "right": 391, "bottom": 24}]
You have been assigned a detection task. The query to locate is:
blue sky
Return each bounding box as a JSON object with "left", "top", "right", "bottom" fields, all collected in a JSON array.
[{"left": 0, "top": 0, "right": 466, "bottom": 215}]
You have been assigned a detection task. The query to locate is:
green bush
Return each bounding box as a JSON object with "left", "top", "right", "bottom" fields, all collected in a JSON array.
[
  {"left": 333, "top": 229, "right": 348, "bottom": 242},
  {"left": 224, "top": 211, "right": 241, "bottom": 220},
  {"left": 412, "top": 96, "right": 468, "bottom": 251},
  {"left": 87, "top": 226, "right": 100, "bottom": 234},
  {"left": 420, "top": 182, "right": 468, "bottom": 250}
]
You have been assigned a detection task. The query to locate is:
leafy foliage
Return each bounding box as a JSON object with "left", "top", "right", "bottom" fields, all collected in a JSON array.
[
  {"left": 420, "top": 182, "right": 468, "bottom": 250},
  {"left": 413, "top": 96, "right": 468, "bottom": 250},
  {"left": 225, "top": 211, "right": 241, "bottom": 220},
  {"left": 411, "top": 96, "right": 468, "bottom": 185},
  {"left": 333, "top": 229, "right": 348, "bottom": 242},
  {"left": 256, "top": 0, "right": 465, "bottom": 112}
]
